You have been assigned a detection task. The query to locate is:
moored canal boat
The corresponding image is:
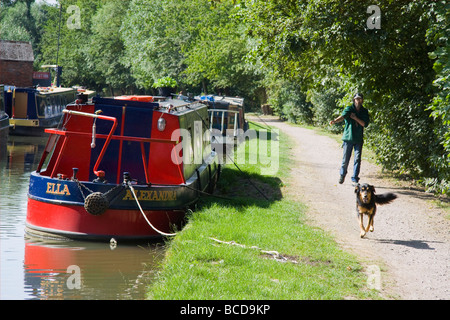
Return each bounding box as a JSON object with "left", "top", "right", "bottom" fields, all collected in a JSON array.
[
  {"left": 196, "top": 95, "right": 247, "bottom": 151},
  {"left": 197, "top": 95, "right": 247, "bottom": 139},
  {"left": 4, "top": 86, "right": 94, "bottom": 136},
  {"left": 25, "top": 96, "right": 220, "bottom": 241},
  {"left": 195, "top": 95, "right": 248, "bottom": 159}
]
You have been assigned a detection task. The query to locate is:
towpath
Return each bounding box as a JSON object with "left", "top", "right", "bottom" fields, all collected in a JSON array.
[{"left": 250, "top": 115, "right": 449, "bottom": 300}]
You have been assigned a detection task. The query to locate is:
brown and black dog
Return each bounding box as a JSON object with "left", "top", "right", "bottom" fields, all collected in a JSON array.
[{"left": 355, "top": 183, "right": 397, "bottom": 238}]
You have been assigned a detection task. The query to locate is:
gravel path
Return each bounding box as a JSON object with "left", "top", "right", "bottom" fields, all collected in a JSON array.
[{"left": 251, "top": 115, "right": 449, "bottom": 300}]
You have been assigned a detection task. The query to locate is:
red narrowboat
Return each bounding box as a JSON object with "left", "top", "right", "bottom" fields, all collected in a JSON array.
[{"left": 25, "top": 95, "right": 220, "bottom": 241}]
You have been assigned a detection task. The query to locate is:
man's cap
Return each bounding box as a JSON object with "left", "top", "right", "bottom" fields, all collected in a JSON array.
[{"left": 353, "top": 93, "right": 363, "bottom": 100}]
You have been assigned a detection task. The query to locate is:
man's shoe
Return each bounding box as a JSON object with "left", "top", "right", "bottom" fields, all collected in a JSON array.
[{"left": 339, "top": 175, "right": 345, "bottom": 184}]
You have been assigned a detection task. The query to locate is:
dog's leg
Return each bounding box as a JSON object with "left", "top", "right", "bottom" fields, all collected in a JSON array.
[
  {"left": 368, "top": 208, "right": 376, "bottom": 233},
  {"left": 365, "top": 215, "right": 374, "bottom": 233},
  {"left": 369, "top": 215, "right": 374, "bottom": 232},
  {"left": 358, "top": 213, "right": 366, "bottom": 238}
]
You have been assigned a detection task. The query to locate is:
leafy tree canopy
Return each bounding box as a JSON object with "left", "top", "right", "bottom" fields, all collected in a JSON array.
[{"left": 1, "top": 0, "right": 448, "bottom": 193}]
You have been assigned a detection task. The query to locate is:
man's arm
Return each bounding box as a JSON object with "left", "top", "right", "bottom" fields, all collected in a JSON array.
[
  {"left": 329, "top": 115, "right": 344, "bottom": 125},
  {"left": 350, "top": 113, "right": 366, "bottom": 127}
]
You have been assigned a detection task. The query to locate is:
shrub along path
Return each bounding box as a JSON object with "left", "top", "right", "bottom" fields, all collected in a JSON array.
[{"left": 251, "top": 115, "right": 450, "bottom": 299}]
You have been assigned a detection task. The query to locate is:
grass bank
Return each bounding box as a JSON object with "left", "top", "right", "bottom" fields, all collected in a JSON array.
[{"left": 146, "top": 122, "right": 380, "bottom": 300}]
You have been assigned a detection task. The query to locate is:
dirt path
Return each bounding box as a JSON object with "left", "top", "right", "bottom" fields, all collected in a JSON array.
[{"left": 250, "top": 115, "right": 449, "bottom": 300}]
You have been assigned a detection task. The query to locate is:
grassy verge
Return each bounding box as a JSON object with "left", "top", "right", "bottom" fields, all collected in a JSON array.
[{"left": 146, "top": 122, "right": 380, "bottom": 300}]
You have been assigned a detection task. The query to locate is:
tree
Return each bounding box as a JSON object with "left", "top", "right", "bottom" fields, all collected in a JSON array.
[
  {"left": 0, "top": 1, "right": 34, "bottom": 42},
  {"left": 425, "top": 0, "right": 450, "bottom": 193},
  {"left": 181, "top": 0, "right": 262, "bottom": 97},
  {"left": 122, "top": 0, "right": 264, "bottom": 106},
  {"left": 241, "top": 0, "right": 448, "bottom": 193},
  {"left": 39, "top": 0, "right": 106, "bottom": 88},
  {"left": 121, "top": 0, "right": 187, "bottom": 89},
  {"left": 88, "top": 0, "right": 133, "bottom": 95}
]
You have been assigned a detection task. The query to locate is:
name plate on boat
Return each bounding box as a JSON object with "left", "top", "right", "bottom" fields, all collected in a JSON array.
[
  {"left": 122, "top": 190, "right": 177, "bottom": 201},
  {"left": 46, "top": 182, "right": 71, "bottom": 196}
]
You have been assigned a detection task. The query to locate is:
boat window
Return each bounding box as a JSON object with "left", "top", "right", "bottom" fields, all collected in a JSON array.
[
  {"left": 51, "top": 96, "right": 57, "bottom": 114},
  {"left": 36, "top": 96, "right": 45, "bottom": 117},
  {"left": 57, "top": 95, "right": 61, "bottom": 111},
  {"left": 55, "top": 95, "right": 61, "bottom": 112},
  {"left": 45, "top": 96, "right": 51, "bottom": 117},
  {"left": 228, "top": 113, "right": 235, "bottom": 129},
  {"left": 61, "top": 94, "right": 67, "bottom": 107}
]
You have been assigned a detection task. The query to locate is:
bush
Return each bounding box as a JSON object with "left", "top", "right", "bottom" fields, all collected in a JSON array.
[
  {"left": 152, "top": 76, "right": 178, "bottom": 89},
  {"left": 267, "top": 80, "right": 313, "bottom": 124},
  {"left": 308, "top": 88, "right": 344, "bottom": 133}
]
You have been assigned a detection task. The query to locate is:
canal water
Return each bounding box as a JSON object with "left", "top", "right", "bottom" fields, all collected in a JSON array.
[{"left": 0, "top": 136, "right": 166, "bottom": 300}]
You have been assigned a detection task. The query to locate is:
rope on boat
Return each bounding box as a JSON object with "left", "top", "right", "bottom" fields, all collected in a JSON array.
[{"left": 127, "top": 183, "right": 177, "bottom": 237}]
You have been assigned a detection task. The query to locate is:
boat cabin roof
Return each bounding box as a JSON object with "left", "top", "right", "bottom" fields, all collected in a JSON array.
[
  {"left": 36, "top": 87, "right": 76, "bottom": 94},
  {"left": 103, "top": 96, "right": 205, "bottom": 116},
  {"left": 10, "top": 86, "right": 94, "bottom": 97}
]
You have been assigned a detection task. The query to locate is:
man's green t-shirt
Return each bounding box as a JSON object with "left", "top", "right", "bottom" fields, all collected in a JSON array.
[{"left": 341, "top": 104, "right": 370, "bottom": 144}]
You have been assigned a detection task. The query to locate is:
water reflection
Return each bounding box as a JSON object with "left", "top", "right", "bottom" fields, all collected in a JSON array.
[
  {"left": 0, "top": 135, "right": 166, "bottom": 300},
  {"left": 2, "top": 135, "right": 47, "bottom": 171},
  {"left": 23, "top": 239, "right": 165, "bottom": 300}
]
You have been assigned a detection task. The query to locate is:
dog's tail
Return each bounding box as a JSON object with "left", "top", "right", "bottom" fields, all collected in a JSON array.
[{"left": 375, "top": 193, "right": 397, "bottom": 205}]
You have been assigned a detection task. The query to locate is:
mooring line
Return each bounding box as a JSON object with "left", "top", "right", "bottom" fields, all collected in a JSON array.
[{"left": 127, "top": 183, "right": 177, "bottom": 237}]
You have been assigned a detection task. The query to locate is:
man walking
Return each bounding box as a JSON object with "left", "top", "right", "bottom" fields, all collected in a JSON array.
[{"left": 329, "top": 93, "right": 370, "bottom": 185}]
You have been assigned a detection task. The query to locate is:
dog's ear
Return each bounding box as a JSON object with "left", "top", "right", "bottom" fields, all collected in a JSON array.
[
  {"left": 354, "top": 185, "right": 359, "bottom": 193},
  {"left": 370, "top": 185, "right": 376, "bottom": 193}
]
